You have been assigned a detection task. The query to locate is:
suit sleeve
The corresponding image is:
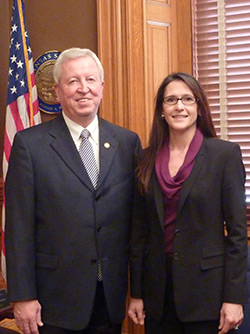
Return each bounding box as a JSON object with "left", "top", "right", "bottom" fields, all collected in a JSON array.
[
  {"left": 5, "top": 132, "right": 37, "bottom": 301},
  {"left": 222, "top": 143, "right": 248, "bottom": 303}
]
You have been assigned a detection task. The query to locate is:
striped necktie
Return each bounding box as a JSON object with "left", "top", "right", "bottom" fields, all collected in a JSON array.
[{"left": 79, "top": 129, "right": 99, "bottom": 189}]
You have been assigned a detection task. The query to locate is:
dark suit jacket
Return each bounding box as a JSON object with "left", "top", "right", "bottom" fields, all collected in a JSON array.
[
  {"left": 0, "top": 328, "right": 20, "bottom": 334},
  {"left": 5, "top": 114, "right": 141, "bottom": 330},
  {"left": 130, "top": 136, "right": 248, "bottom": 322}
]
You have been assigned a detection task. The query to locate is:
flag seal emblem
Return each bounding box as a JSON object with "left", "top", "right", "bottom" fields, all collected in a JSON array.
[{"left": 34, "top": 50, "right": 61, "bottom": 114}]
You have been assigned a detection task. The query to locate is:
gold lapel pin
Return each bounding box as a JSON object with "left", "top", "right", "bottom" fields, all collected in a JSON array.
[{"left": 104, "top": 142, "right": 111, "bottom": 149}]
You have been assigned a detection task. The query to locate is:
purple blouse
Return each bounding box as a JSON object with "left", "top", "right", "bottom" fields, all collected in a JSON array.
[{"left": 155, "top": 129, "right": 203, "bottom": 255}]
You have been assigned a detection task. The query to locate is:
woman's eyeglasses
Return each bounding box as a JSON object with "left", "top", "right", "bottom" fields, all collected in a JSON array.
[{"left": 163, "top": 95, "right": 197, "bottom": 106}]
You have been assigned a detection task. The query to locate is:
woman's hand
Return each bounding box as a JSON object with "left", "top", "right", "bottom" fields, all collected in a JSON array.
[{"left": 218, "top": 302, "right": 243, "bottom": 333}]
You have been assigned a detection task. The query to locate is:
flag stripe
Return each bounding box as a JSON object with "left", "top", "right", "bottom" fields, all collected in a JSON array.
[
  {"left": 10, "top": 100, "right": 25, "bottom": 131},
  {"left": 3, "top": 132, "right": 12, "bottom": 166}
]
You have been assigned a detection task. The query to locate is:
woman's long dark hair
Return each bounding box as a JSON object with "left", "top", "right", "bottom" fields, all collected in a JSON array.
[{"left": 137, "top": 72, "right": 217, "bottom": 194}]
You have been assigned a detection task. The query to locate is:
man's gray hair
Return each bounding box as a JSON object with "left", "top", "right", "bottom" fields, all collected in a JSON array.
[{"left": 53, "top": 48, "right": 104, "bottom": 84}]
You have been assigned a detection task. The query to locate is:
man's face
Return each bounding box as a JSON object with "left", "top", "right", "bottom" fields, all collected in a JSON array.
[{"left": 54, "top": 56, "right": 104, "bottom": 127}]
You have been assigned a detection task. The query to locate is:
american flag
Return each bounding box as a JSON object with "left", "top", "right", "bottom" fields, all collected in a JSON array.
[{"left": 1, "top": 0, "right": 41, "bottom": 280}]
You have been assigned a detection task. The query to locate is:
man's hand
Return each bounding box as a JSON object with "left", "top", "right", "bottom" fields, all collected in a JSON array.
[
  {"left": 218, "top": 302, "right": 243, "bottom": 333},
  {"left": 13, "top": 300, "right": 43, "bottom": 334},
  {"left": 128, "top": 297, "right": 145, "bottom": 325}
]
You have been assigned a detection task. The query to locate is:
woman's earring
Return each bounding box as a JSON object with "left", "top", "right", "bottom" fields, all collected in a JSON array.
[{"left": 161, "top": 114, "right": 165, "bottom": 119}]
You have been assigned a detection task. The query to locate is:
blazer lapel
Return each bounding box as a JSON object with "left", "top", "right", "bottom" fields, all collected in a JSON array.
[
  {"left": 177, "top": 139, "right": 206, "bottom": 214},
  {"left": 49, "top": 115, "right": 94, "bottom": 191},
  {"left": 151, "top": 171, "right": 165, "bottom": 230},
  {"left": 98, "top": 118, "right": 118, "bottom": 187}
]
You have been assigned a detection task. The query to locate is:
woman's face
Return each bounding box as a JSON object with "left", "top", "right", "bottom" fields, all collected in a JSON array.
[{"left": 162, "top": 80, "right": 198, "bottom": 135}]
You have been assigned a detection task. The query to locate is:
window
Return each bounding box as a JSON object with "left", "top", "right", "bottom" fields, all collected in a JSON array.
[{"left": 192, "top": 0, "right": 250, "bottom": 208}]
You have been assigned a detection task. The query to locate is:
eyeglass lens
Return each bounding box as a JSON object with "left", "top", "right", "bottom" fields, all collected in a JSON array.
[{"left": 163, "top": 96, "right": 196, "bottom": 105}]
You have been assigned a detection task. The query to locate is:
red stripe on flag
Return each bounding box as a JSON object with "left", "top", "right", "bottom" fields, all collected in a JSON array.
[
  {"left": 1, "top": 231, "right": 5, "bottom": 257},
  {"left": 9, "top": 100, "right": 25, "bottom": 131},
  {"left": 31, "top": 71, "right": 36, "bottom": 86},
  {"left": 3, "top": 131, "right": 12, "bottom": 164}
]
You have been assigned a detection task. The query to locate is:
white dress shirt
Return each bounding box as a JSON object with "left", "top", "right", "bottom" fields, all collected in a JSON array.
[{"left": 62, "top": 112, "right": 100, "bottom": 171}]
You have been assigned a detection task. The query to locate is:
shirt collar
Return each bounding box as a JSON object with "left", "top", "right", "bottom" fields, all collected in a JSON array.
[{"left": 62, "top": 112, "right": 99, "bottom": 145}]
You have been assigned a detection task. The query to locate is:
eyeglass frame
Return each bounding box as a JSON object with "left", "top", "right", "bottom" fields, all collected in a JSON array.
[{"left": 163, "top": 95, "right": 198, "bottom": 106}]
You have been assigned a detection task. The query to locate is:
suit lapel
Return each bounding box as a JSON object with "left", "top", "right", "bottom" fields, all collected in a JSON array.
[
  {"left": 177, "top": 139, "right": 206, "bottom": 214},
  {"left": 49, "top": 114, "right": 94, "bottom": 191},
  {"left": 98, "top": 118, "right": 118, "bottom": 187},
  {"left": 151, "top": 172, "right": 165, "bottom": 230}
]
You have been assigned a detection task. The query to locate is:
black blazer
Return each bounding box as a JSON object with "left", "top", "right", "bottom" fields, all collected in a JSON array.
[
  {"left": 130, "top": 136, "right": 248, "bottom": 322},
  {"left": 5, "top": 114, "right": 141, "bottom": 330}
]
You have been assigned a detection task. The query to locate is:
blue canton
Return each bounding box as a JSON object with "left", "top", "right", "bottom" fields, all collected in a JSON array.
[{"left": 7, "top": 0, "right": 32, "bottom": 105}]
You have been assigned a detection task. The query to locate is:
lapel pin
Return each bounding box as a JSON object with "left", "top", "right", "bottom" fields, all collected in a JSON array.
[{"left": 104, "top": 142, "right": 111, "bottom": 149}]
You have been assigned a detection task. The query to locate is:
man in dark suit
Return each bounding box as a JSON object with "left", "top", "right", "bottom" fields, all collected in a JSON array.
[{"left": 5, "top": 48, "right": 141, "bottom": 334}]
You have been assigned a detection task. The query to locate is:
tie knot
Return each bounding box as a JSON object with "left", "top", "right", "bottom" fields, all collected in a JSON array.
[{"left": 81, "top": 129, "right": 90, "bottom": 139}]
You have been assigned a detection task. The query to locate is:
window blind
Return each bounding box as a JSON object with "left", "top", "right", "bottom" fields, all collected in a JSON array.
[{"left": 192, "top": 0, "right": 250, "bottom": 205}]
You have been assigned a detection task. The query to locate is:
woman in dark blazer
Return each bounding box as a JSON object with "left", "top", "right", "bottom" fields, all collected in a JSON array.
[{"left": 128, "top": 73, "right": 248, "bottom": 334}]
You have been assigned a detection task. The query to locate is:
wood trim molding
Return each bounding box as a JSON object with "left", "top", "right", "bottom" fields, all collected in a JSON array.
[
  {"left": 123, "top": 0, "right": 146, "bottom": 140},
  {"left": 97, "top": 0, "right": 148, "bottom": 147},
  {"left": 177, "top": 0, "right": 192, "bottom": 73},
  {"left": 97, "top": 1, "right": 124, "bottom": 125}
]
